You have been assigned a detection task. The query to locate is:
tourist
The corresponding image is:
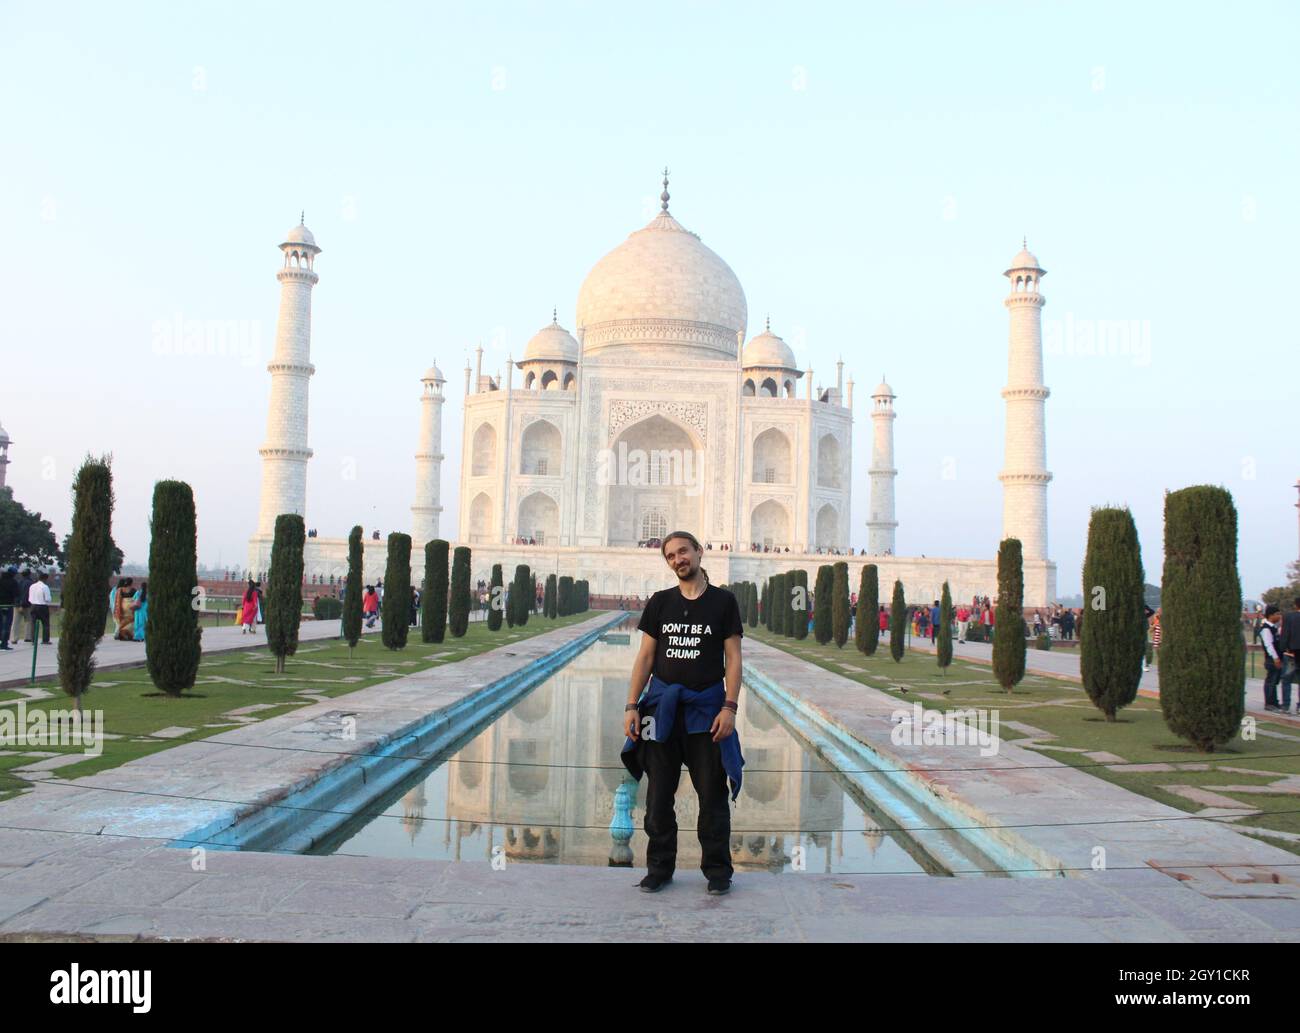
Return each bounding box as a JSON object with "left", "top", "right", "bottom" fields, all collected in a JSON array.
[
  {"left": 1259, "top": 605, "right": 1285, "bottom": 712},
  {"left": 621, "top": 529, "right": 743, "bottom": 897},
  {"left": 362, "top": 585, "right": 380, "bottom": 628},
  {"left": 956, "top": 603, "right": 970, "bottom": 643},
  {"left": 0, "top": 567, "right": 17, "bottom": 650},
  {"left": 28, "top": 572, "right": 53, "bottom": 645},
  {"left": 113, "top": 579, "right": 136, "bottom": 641},
  {"left": 409, "top": 586, "right": 420, "bottom": 627},
  {"left": 1061, "top": 609, "right": 1075, "bottom": 640},
  {"left": 929, "top": 600, "right": 940, "bottom": 642},
  {"left": 1149, "top": 608, "right": 1162, "bottom": 667},
  {"left": 981, "top": 602, "right": 994, "bottom": 639},
  {"left": 11, "top": 568, "right": 31, "bottom": 644},
  {"left": 878, "top": 605, "right": 888, "bottom": 638},
  {"left": 240, "top": 580, "right": 260, "bottom": 634},
  {"left": 376, "top": 579, "right": 384, "bottom": 605},
  {"left": 1277, "top": 598, "right": 1300, "bottom": 713},
  {"left": 132, "top": 582, "right": 148, "bottom": 642}
]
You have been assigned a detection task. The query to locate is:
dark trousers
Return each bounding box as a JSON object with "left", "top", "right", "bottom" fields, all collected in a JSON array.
[
  {"left": 1279, "top": 655, "right": 1298, "bottom": 710},
  {"left": 0, "top": 607, "right": 11, "bottom": 646},
  {"left": 30, "top": 605, "right": 51, "bottom": 644},
  {"left": 1264, "top": 658, "right": 1283, "bottom": 708},
  {"left": 639, "top": 703, "right": 733, "bottom": 880}
]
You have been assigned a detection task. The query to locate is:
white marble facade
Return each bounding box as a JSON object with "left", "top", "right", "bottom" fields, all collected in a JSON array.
[{"left": 249, "top": 182, "right": 1057, "bottom": 606}]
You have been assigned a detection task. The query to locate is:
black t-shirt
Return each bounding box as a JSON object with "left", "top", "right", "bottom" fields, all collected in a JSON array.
[{"left": 637, "top": 583, "right": 744, "bottom": 690}]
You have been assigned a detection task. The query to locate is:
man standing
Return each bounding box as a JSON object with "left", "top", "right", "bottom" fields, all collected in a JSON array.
[
  {"left": 0, "top": 567, "right": 17, "bottom": 649},
  {"left": 28, "top": 571, "right": 52, "bottom": 645},
  {"left": 929, "top": 599, "right": 940, "bottom": 642},
  {"left": 1278, "top": 597, "right": 1300, "bottom": 714},
  {"left": 1260, "top": 605, "right": 1285, "bottom": 712},
  {"left": 956, "top": 603, "right": 970, "bottom": 643},
  {"left": 11, "top": 568, "right": 31, "bottom": 644},
  {"left": 621, "top": 530, "right": 744, "bottom": 896}
]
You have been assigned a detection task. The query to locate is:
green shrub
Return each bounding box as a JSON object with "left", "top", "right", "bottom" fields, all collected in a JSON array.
[
  {"left": 381, "top": 533, "right": 412, "bottom": 650},
  {"left": 57, "top": 455, "right": 116, "bottom": 708},
  {"left": 265, "top": 514, "right": 305, "bottom": 673},
  {"left": 992, "top": 538, "right": 1026, "bottom": 691},
  {"left": 1079, "top": 506, "right": 1146, "bottom": 721},
  {"left": 313, "top": 595, "right": 342, "bottom": 620}
]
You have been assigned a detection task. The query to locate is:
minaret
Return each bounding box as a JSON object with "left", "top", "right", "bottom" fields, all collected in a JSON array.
[
  {"left": 411, "top": 363, "right": 447, "bottom": 547},
  {"left": 255, "top": 216, "right": 320, "bottom": 536},
  {"left": 999, "top": 241, "right": 1052, "bottom": 560},
  {"left": 474, "top": 343, "right": 484, "bottom": 393},
  {"left": 867, "top": 377, "right": 898, "bottom": 554},
  {"left": 0, "top": 421, "right": 10, "bottom": 489}
]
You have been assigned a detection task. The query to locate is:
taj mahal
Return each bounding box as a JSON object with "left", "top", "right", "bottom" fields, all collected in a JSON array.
[{"left": 248, "top": 173, "right": 1057, "bottom": 606}]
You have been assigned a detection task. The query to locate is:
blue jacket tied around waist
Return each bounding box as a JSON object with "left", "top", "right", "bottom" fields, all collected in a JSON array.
[{"left": 620, "top": 674, "right": 744, "bottom": 802}]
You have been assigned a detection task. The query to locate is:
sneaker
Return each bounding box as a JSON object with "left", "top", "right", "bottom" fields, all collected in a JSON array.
[
  {"left": 638, "top": 872, "right": 672, "bottom": 893},
  {"left": 1265, "top": 704, "right": 1281, "bottom": 713},
  {"left": 706, "top": 877, "right": 732, "bottom": 895}
]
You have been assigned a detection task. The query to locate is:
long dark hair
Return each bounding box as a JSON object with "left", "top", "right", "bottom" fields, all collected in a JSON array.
[{"left": 661, "top": 530, "right": 709, "bottom": 584}]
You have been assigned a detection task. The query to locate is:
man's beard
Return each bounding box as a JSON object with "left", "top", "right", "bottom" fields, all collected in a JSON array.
[{"left": 674, "top": 561, "right": 696, "bottom": 581}]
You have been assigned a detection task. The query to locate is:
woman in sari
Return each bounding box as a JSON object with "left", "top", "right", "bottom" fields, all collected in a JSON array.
[
  {"left": 240, "top": 580, "right": 260, "bottom": 634},
  {"left": 132, "top": 582, "right": 148, "bottom": 641},
  {"left": 113, "top": 583, "right": 135, "bottom": 640}
]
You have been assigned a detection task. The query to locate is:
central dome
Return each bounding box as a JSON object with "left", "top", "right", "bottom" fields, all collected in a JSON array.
[{"left": 575, "top": 208, "right": 747, "bottom": 359}]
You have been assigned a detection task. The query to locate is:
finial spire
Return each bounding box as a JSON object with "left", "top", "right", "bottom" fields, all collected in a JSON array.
[
  {"left": 552, "top": 306, "right": 557, "bottom": 324},
  {"left": 300, "top": 210, "right": 305, "bottom": 225},
  {"left": 661, "top": 167, "right": 670, "bottom": 212},
  {"left": 765, "top": 314, "right": 770, "bottom": 333},
  {"left": 1023, "top": 235, "right": 1027, "bottom": 250}
]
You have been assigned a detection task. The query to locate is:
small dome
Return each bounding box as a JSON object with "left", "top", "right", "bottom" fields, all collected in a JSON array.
[
  {"left": 743, "top": 326, "right": 797, "bottom": 369},
  {"left": 422, "top": 363, "right": 445, "bottom": 382},
  {"left": 1006, "top": 245, "right": 1042, "bottom": 272},
  {"left": 522, "top": 317, "right": 580, "bottom": 363},
  {"left": 283, "top": 221, "right": 318, "bottom": 248},
  {"left": 0, "top": 422, "right": 8, "bottom": 444},
  {"left": 872, "top": 377, "right": 894, "bottom": 397}
]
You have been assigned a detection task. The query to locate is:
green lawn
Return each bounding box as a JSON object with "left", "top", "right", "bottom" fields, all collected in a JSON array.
[
  {"left": 750, "top": 625, "right": 1300, "bottom": 854},
  {"left": 0, "top": 610, "right": 596, "bottom": 802}
]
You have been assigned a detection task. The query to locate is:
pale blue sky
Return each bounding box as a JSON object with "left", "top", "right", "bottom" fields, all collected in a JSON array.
[{"left": 2, "top": 1, "right": 1295, "bottom": 596}]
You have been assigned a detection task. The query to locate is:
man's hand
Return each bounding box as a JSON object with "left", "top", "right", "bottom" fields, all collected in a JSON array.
[
  {"left": 710, "top": 708, "right": 735, "bottom": 742},
  {"left": 624, "top": 708, "right": 640, "bottom": 740}
]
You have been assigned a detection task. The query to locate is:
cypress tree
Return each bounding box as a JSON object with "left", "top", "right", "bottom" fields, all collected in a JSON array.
[
  {"left": 937, "top": 581, "right": 954, "bottom": 675},
  {"left": 514, "top": 564, "right": 532, "bottom": 626},
  {"left": 265, "top": 513, "right": 305, "bottom": 674},
  {"left": 449, "top": 546, "right": 471, "bottom": 637},
  {"left": 381, "top": 533, "right": 412, "bottom": 650},
  {"left": 424, "top": 540, "right": 449, "bottom": 643},
  {"left": 992, "top": 537, "right": 1027, "bottom": 692},
  {"left": 832, "top": 562, "right": 850, "bottom": 648},
  {"left": 889, "top": 579, "right": 907, "bottom": 663},
  {"left": 773, "top": 573, "right": 788, "bottom": 635},
  {"left": 747, "top": 581, "right": 758, "bottom": 628},
  {"left": 789, "top": 570, "right": 807, "bottom": 640},
  {"left": 857, "top": 564, "right": 879, "bottom": 656},
  {"left": 343, "top": 525, "right": 363, "bottom": 654},
  {"left": 487, "top": 562, "right": 504, "bottom": 631},
  {"left": 1080, "top": 507, "right": 1146, "bottom": 721},
  {"left": 558, "top": 574, "right": 574, "bottom": 617},
  {"left": 813, "top": 565, "right": 833, "bottom": 644},
  {"left": 760, "top": 578, "right": 770, "bottom": 630},
  {"left": 145, "top": 479, "right": 202, "bottom": 695},
  {"left": 545, "top": 573, "right": 557, "bottom": 618},
  {"left": 1160, "top": 486, "right": 1245, "bottom": 751},
  {"left": 57, "top": 455, "right": 115, "bottom": 711}
]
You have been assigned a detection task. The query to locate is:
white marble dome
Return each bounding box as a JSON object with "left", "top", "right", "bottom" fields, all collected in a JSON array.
[
  {"left": 283, "top": 222, "right": 318, "bottom": 248},
  {"left": 421, "top": 363, "right": 445, "bottom": 382},
  {"left": 575, "top": 209, "right": 747, "bottom": 356},
  {"left": 1007, "top": 246, "right": 1041, "bottom": 270},
  {"left": 743, "top": 326, "right": 797, "bottom": 369},
  {"left": 522, "top": 317, "right": 580, "bottom": 363}
]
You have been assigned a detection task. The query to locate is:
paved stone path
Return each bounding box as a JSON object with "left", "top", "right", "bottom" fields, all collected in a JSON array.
[{"left": 1, "top": 615, "right": 1296, "bottom": 942}]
